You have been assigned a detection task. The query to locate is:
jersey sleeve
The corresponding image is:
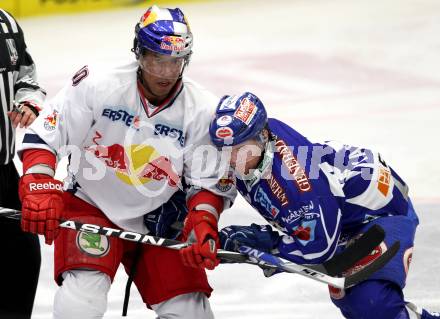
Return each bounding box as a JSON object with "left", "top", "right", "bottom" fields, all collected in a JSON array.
[
  {"left": 19, "top": 66, "right": 95, "bottom": 159},
  {"left": 181, "top": 85, "right": 236, "bottom": 208},
  {"left": 12, "top": 14, "right": 46, "bottom": 106},
  {"left": 323, "top": 140, "right": 409, "bottom": 211}
]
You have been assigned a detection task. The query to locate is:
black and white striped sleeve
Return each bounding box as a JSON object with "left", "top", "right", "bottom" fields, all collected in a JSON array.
[
  {"left": 13, "top": 15, "right": 46, "bottom": 106},
  {"left": 0, "top": 9, "right": 46, "bottom": 164}
]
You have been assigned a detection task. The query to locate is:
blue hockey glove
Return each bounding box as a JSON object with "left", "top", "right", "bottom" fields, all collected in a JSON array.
[
  {"left": 220, "top": 223, "right": 279, "bottom": 253},
  {"left": 220, "top": 224, "right": 282, "bottom": 277},
  {"left": 144, "top": 189, "right": 187, "bottom": 239}
]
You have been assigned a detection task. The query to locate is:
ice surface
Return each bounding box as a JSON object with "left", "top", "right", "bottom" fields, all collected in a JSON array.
[{"left": 14, "top": 0, "right": 440, "bottom": 317}]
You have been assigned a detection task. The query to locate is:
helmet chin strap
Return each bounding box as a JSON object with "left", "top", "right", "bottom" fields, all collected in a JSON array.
[{"left": 175, "top": 53, "right": 191, "bottom": 79}]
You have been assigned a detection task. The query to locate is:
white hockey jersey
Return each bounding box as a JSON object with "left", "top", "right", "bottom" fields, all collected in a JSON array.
[{"left": 20, "top": 62, "right": 236, "bottom": 233}]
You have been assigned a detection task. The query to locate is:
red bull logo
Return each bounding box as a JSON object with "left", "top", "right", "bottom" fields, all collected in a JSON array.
[
  {"left": 44, "top": 110, "right": 58, "bottom": 131},
  {"left": 85, "top": 131, "right": 180, "bottom": 187},
  {"left": 216, "top": 177, "right": 234, "bottom": 192},
  {"left": 86, "top": 143, "right": 128, "bottom": 172},
  {"left": 139, "top": 156, "right": 180, "bottom": 187},
  {"left": 161, "top": 36, "right": 185, "bottom": 52}
]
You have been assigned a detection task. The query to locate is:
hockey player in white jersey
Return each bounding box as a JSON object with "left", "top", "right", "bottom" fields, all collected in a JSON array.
[{"left": 18, "top": 6, "right": 235, "bottom": 319}]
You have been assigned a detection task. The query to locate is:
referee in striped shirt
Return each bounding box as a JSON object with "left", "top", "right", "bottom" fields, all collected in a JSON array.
[{"left": 0, "top": 9, "right": 46, "bottom": 319}]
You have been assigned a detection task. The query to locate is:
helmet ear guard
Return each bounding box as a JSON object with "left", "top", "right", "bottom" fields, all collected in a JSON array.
[{"left": 132, "top": 37, "right": 140, "bottom": 59}]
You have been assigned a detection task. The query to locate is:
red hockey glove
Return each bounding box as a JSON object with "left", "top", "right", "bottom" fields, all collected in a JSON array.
[
  {"left": 19, "top": 174, "right": 64, "bottom": 245},
  {"left": 180, "top": 210, "right": 220, "bottom": 270}
]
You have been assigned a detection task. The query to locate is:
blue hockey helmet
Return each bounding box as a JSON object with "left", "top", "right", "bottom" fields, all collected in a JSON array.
[
  {"left": 209, "top": 92, "right": 268, "bottom": 147},
  {"left": 133, "top": 5, "right": 193, "bottom": 59}
]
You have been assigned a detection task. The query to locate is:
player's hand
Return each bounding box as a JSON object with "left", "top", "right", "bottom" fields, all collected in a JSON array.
[
  {"left": 180, "top": 210, "right": 220, "bottom": 270},
  {"left": 220, "top": 224, "right": 281, "bottom": 277},
  {"left": 220, "top": 223, "right": 278, "bottom": 252},
  {"left": 7, "top": 101, "right": 41, "bottom": 128},
  {"left": 19, "top": 174, "right": 64, "bottom": 245}
]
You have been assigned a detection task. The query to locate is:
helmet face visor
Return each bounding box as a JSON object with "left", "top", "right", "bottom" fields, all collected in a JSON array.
[{"left": 139, "top": 50, "right": 186, "bottom": 79}]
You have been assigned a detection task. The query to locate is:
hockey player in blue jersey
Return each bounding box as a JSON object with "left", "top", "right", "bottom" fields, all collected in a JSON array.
[{"left": 208, "top": 92, "right": 439, "bottom": 319}]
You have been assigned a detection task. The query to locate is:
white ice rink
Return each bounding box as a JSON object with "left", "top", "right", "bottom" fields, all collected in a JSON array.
[{"left": 14, "top": 0, "right": 440, "bottom": 317}]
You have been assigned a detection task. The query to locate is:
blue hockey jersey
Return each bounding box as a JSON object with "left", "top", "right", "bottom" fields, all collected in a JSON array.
[{"left": 234, "top": 118, "right": 412, "bottom": 265}]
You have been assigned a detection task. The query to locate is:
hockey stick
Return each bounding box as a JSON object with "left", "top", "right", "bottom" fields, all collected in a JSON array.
[
  {"left": 0, "top": 207, "right": 260, "bottom": 264},
  {"left": 0, "top": 207, "right": 388, "bottom": 277},
  {"left": 213, "top": 224, "right": 386, "bottom": 276},
  {"left": 0, "top": 207, "right": 385, "bottom": 276},
  {"left": 0, "top": 207, "right": 186, "bottom": 248},
  {"left": 1, "top": 207, "right": 396, "bottom": 288},
  {"left": 238, "top": 240, "right": 400, "bottom": 289}
]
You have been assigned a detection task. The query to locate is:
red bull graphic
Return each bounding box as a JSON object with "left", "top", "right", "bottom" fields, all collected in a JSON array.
[
  {"left": 139, "top": 155, "right": 180, "bottom": 187},
  {"left": 85, "top": 131, "right": 180, "bottom": 187},
  {"left": 86, "top": 143, "right": 128, "bottom": 172},
  {"left": 44, "top": 110, "right": 58, "bottom": 131},
  {"left": 140, "top": 8, "right": 158, "bottom": 28},
  {"left": 216, "top": 177, "right": 234, "bottom": 192},
  {"left": 161, "top": 36, "right": 185, "bottom": 52}
]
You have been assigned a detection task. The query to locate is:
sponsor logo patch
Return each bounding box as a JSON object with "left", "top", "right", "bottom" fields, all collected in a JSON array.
[
  {"left": 275, "top": 139, "right": 311, "bottom": 192},
  {"left": 234, "top": 97, "right": 257, "bottom": 125},
  {"left": 154, "top": 123, "right": 185, "bottom": 147},
  {"left": 29, "top": 182, "right": 63, "bottom": 192},
  {"left": 291, "top": 220, "right": 317, "bottom": 246},
  {"left": 254, "top": 186, "right": 280, "bottom": 219},
  {"left": 377, "top": 167, "right": 391, "bottom": 196},
  {"left": 216, "top": 127, "right": 233, "bottom": 139},
  {"left": 76, "top": 232, "right": 110, "bottom": 258},
  {"left": 160, "top": 36, "right": 185, "bottom": 52},
  {"left": 265, "top": 174, "right": 289, "bottom": 207},
  {"left": 44, "top": 110, "right": 58, "bottom": 131},
  {"left": 102, "top": 108, "right": 140, "bottom": 130},
  {"left": 216, "top": 174, "right": 234, "bottom": 192},
  {"left": 216, "top": 115, "right": 233, "bottom": 127}
]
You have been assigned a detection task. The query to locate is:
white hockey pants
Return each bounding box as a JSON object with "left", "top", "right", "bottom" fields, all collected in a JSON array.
[{"left": 53, "top": 269, "right": 214, "bottom": 319}]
